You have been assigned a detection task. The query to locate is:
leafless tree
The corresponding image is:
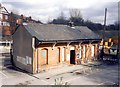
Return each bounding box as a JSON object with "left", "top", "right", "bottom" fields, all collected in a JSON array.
[
  {"left": 69, "top": 8, "right": 84, "bottom": 26},
  {"left": 69, "top": 9, "right": 82, "bottom": 19}
]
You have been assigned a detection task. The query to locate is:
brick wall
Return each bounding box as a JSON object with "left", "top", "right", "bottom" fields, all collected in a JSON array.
[{"left": 33, "top": 43, "right": 100, "bottom": 73}]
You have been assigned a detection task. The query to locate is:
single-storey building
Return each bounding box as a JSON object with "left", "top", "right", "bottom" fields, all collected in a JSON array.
[{"left": 12, "top": 23, "right": 101, "bottom": 74}]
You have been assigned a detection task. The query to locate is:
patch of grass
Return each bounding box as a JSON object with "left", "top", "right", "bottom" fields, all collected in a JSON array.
[{"left": 53, "top": 77, "right": 70, "bottom": 86}]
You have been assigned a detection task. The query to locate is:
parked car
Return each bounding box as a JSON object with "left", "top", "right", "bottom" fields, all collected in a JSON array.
[
  {"left": 109, "top": 44, "right": 118, "bottom": 56},
  {"left": 103, "top": 44, "right": 118, "bottom": 63}
]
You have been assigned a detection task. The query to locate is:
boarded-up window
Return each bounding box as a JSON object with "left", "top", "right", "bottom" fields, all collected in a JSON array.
[
  {"left": 56, "top": 48, "right": 60, "bottom": 63},
  {"left": 79, "top": 46, "right": 82, "bottom": 58},
  {"left": 42, "top": 50, "right": 47, "bottom": 57},
  {"left": 83, "top": 46, "right": 85, "bottom": 58},
  {"left": 62, "top": 48, "right": 65, "bottom": 61},
  {"left": 41, "top": 49, "right": 48, "bottom": 65},
  {"left": 91, "top": 45, "right": 94, "bottom": 57}
]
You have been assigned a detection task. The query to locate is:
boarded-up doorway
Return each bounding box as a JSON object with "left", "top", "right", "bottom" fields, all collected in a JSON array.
[
  {"left": 62, "top": 48, "right": 65, "bottom": 62},
  {"left": 41, "top": 48, "right": 48, "bottom": 65},
  {"left": 57, "top": 48, "right": 60, "bottom": 63},
  {"left": 70, "top": 50, "right": 75, "bottom": 64},
  {"left": 79, "top": 46, "right": 82, "bottom": 58},
  {"left": 91, "top": 45, "right": 94, "bottom": 57}
]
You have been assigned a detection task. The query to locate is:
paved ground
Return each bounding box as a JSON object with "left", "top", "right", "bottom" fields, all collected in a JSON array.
[
  {"left": 31, "top": 63, "right": 119, "bottom": 85},
  {"left": 0, "top": 53, "right": 119, "bottom": 86}
]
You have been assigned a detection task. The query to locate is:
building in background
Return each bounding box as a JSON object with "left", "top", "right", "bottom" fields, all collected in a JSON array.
[
  {"left": 0, "top": 4, "right": 42, "bottom": 50},
  {"left": 0, "top": 4, "right": 13, "bottom": 50},
  {"left": 0, "top": 3, "right": 11, "bottom": 36},
  {"left": 13, "top": 23, "right": 101, "bottom": 73},
  {"left": 0, "top": 4, "right": 42, "bottom": 38}
]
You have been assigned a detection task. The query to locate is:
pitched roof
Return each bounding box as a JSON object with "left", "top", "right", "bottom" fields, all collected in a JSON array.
[
  {"left": 75, "top": 26, "right": 100, "bottom": 39},
  {"left": 24, "top": 23, "right": 101, "bottom": 42}
]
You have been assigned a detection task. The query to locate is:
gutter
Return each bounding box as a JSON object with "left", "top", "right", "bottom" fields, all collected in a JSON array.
[{"left": 38, "top": 39, "right": 102, "bottom": 44}]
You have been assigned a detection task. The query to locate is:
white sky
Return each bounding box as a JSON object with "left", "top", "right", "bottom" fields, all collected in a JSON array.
[{"left": 1, "top": 0, "right": 119, "bottom": 25}]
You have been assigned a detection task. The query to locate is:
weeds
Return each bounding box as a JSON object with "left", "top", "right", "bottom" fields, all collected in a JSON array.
[{"left": 52, "top": 77, "right": 70, "bottom": 87}]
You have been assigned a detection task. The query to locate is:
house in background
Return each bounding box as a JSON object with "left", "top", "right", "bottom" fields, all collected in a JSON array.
[
  {"left": 0, "top": 4, "right": 42, "bottom": 37},
  {"left": 12, "top": 23, "right": 101, "bottom": 74},
  {"left": 0, "top": 4, "right": 42, "bottom": 51},
  {"left": 0, "top": 4, "right": 13, "bottom": 50},
  {"left": 0, "top": 4, "right": 11, "bottom": 36}
]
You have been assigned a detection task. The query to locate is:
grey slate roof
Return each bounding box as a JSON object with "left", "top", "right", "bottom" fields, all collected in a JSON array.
[
  {"left": 75, "top": 26, "right": 100, "bottom": 39},
  {"left": 24, "top": 23, "right": 101, "bottom": 41}
]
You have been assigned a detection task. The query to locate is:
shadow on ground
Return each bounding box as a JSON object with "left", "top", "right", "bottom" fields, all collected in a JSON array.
[{"left": 1, "top": 53, "right": 29, "bottom": 74}]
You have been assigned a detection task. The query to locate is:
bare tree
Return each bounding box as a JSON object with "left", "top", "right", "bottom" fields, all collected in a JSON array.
[
  {"left": 69, "top": 9, "right": 82, "bottom": 19},
  {"left": 69, "top": 8, "right": 84, "bottom": 26}
]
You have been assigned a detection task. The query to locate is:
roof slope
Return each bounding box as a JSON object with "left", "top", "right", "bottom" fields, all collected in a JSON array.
[
  {"left": 24, "top": 23, "right": 101, "bottom": 41},
  {"left": 75, "top": 26, "right": 101, "bottom": 39}
]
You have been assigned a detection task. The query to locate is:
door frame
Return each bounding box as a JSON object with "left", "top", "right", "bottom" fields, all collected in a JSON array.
[{"left": 70, "top": 50, "right": 75, "bottom": 64}]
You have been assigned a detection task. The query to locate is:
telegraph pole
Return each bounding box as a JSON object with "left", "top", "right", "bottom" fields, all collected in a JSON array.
[
  {"left": 118, "top": 2, "right": 120, "bottom": 61},
  {"left": 103, "top": 8, "right": 107, "bottom": 47},
  {"left": 102, "top": 8, "right": 107, "bottom": 60}
]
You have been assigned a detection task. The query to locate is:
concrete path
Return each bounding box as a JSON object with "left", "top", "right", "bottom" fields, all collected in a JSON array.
[{"left": 33, "top": 61, "right": 102, "bottom": 79}]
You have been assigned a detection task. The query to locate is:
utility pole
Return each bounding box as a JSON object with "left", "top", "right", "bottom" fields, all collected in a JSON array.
[
  {"left": 103, "top": 8, "right": 107, "bottom": 47},
  {"left": 118, "top": 2, "right": 120, "bottom": 61},
  {"left": 102, "top": 8, "right": 107, "bottom": 60}
]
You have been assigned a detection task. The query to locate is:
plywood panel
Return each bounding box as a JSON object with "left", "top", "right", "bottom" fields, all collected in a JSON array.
[
  {"left": 62, "top": 48, "right": 65, "bottom": 62},
  {"left": 41, "top": 49, "right": 48, "bottom": 65}
]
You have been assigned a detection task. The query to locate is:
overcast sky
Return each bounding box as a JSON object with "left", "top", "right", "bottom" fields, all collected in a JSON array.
[{"left": 1, "top": 0, "right": 119, "bottom": 25}]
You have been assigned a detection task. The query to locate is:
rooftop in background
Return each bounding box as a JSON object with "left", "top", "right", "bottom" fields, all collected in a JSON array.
[{"left": 95, "top": 30, "right": 119, "bottom": 41}]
